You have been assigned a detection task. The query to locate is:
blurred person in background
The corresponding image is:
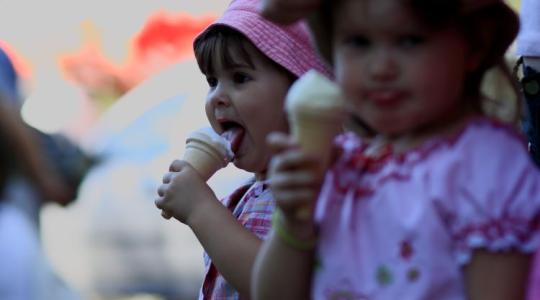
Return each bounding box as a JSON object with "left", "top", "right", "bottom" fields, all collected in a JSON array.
[
  {"left": 0, "top": 45, "right": 94, "bottom": 300},
  {"left": 0, "top": 45, "right": 95, "bottom": 203},
  {"left": 259, "top": 0, "right": 320, "bottom": 25},
  {"left": 0, "top": 95, "right": 79, "bottom": 299}
]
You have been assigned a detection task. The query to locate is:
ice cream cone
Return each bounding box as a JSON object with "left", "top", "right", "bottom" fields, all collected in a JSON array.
[
  {"left": 285, "top": 70, "right": 346, "bottom": 220},
  {"left": 290, "top": 110, "right": 344, "bottom": 171},
  {"left": 183, "top": 127, "right": 233, "bottom": 181},
  {"left": 287, "top": 71, "right": 346, "bottom": 170}
]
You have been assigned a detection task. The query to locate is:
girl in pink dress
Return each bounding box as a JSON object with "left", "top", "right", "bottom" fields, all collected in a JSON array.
[{"left": 253, "top": 0, "right": 540, "bottom": 299}]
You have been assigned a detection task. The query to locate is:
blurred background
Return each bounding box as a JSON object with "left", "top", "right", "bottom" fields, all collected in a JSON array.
[
  {"left": 0, "top": 0, "right": 522, "bottom": 299},
  {"left": 0, "top": 1, "right": 254, "bottom": 300}
]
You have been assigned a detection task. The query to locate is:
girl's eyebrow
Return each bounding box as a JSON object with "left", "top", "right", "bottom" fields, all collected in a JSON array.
[{"left": 227, "top": 62, "right": 255, "bottom": 70}]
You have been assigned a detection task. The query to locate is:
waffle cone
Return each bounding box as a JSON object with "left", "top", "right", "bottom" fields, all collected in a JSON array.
[
  {"left": 290, "top": 111, "right": 343, "bottom": 169},
  {"left": 289, "top": 110, "right": 344, "bottom": 221},
  {"left": 183, "top": 141, "right": 227, "bottom": 181}
]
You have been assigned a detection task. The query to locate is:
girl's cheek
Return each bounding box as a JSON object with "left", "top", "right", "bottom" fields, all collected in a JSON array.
[
  {"left": 204, "top": 102, "right": 218, "bottom": 131},
  {"left": 334, "top": 51, "right": 365, "bottom": 112},
  {"left": 336, "top": 65, "right": 361, "bottom": 103}
]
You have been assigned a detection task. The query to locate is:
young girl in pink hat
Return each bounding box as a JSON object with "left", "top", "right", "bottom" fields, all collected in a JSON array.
[
  {"left": 154, "top": 0, "right": 331, "bottom": 298},
  {"left": 253, "top": 0, "right": 540, "bottom": 299}
]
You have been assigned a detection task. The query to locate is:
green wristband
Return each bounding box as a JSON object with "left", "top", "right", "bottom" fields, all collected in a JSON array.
[{"left": 272, "top": 210, "right": 317, "bottom": 251}]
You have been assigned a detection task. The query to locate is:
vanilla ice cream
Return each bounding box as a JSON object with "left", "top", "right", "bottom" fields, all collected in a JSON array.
[{"left": 183, "top": 127, "right": 233, "bottom": 181}]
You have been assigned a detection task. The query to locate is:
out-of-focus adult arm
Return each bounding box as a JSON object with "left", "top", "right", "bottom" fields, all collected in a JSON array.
[{"left": 259, "top": 0, "right": 320, "bottom": 24}]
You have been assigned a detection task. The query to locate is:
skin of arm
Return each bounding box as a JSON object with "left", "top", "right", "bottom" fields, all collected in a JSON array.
[
  {"left": 155, "top": 160, "right": 261, "bottom": 296},
  {"left": 252, "top": 230, "right": 315, "bottom": 300},
  {"left": 0, "top": 101, "right": 71, "bottom": 205},
  {"left": 259, "top": 0, "right": 320, "bottom": 24},
  {"left": 464, "top": 250, "right": 531, "bottom": 300},
  {"left": 252, "top": 132, "right": 322, "bottom": 299}
]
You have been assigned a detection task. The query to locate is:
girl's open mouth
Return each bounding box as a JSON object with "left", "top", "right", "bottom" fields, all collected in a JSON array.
[{"left": 220, "top": 121, "right": 246, "bottom": 155}]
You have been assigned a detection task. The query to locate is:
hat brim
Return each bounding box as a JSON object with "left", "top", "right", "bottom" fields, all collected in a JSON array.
[{"left": 195, "top": 9, "right": 332, "bottom": 78}]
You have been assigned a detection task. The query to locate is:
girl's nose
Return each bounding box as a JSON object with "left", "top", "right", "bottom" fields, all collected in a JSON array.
[
  {"left": 207, "top": 83, "right": 231, "bottom": 107},
  {"left": 369, "top": 49, "right": 398, "bottom": 82}
]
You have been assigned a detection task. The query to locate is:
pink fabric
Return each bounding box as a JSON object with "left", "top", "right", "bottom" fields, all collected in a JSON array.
[
  {"left": 199, "top": 180, "right": 274, "bottom": 300},
  {"left": 312, "top": 118, "right": 540, "bottom": 299},
  {"left": 196, "top": 0, "right": 332, "bottom": 79}
]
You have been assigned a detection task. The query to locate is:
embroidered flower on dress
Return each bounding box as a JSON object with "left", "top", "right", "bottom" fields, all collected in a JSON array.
[
  {"left": 400, "top": 240, "right": 414, "bottom": 260},
  {"left": 407, "top": 267, "right": 420, "bottom": 282},
  {"left": 376, "top": 265, "right": 393, "bottom": 286}
]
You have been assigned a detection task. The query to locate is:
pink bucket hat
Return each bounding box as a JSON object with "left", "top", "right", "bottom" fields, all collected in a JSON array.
[{"left": 194, "top": 0, "right": 332, "bottom": 78}]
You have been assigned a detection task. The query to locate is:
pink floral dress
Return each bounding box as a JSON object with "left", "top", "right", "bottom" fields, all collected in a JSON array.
[{"left": 312, "top": 118, "right": 540, "bottom": 299}]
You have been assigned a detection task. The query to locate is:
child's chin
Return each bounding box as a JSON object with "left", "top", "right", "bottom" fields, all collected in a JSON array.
[
  {"left": 375, "top": 124, "right": 405, "bottom": 135},
  {"left": 234, "top": 157, "right": 265, "bottom": 174},
  {"left": 232, "top": 157, "right": 250, "bottom": 172},
  {"left": 368, "top": 115, "right": 410, "bottom": 134}
]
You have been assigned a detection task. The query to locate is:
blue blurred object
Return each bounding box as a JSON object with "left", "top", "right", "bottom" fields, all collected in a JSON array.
[
  {"left": 0, "top": 47, "right": 20, "bottom": 106},
  {"left": 521, "top": 65, "right": 540, "bottom": 167}
]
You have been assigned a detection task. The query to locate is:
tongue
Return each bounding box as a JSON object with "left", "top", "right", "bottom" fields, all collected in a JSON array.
[{"left": 221, "top": 127, "right": 245, "bottom": 155}]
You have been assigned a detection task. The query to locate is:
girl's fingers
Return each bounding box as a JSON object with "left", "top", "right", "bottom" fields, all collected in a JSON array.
[
  {"left": 161, "top": 210, "right": 173, "bottom": 220},
  {"left": 275, "top": 190, "right": 317, "bottom": 222},
  {"left": 270, "top": 171, "right": 319, "bottom": 190},
  {"left": 259, "top": 0, "right": 320, "bottom": 24},
  {"left": 169, "top": 159, "right": 185, "bottom": 172},
  {"left": 270, "top": 149, "right": 319, "bottom": 175},
  {"left": 266, "top": 132, "right": 297, "bottom": 154},
  {"left": 157, "top": 183, "right": 168, "bottom": 197},
  {"left": 155, "top": 197, "right": 165, "bottom": 209},
  {"left": 155, "top": 195, "right": 172, "bottom": 219},
  {"left": 274, "top": 190, "right": 316, "bottom": 211},
  {"left": 162, "top": 172, "right": 175, "bottom": 184},
  {"left": 276, "top": 190, "right": 316, "bottom": 204}
]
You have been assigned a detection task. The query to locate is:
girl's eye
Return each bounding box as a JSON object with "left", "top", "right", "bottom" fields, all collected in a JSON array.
[
  {"left": 343, "top": 35, "right": 370, "bottom": 48},
  {"left": 398, "top": 35, "right": 425, "bottom": 48},
  {"left": 232, "top": 72, "right": 251, "bottom": 84},
  {"left": 206, "top": 76, "right": 217, "bottom": 87}
]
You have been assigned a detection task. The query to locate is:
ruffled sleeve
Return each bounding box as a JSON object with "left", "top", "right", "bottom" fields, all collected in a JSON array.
[{"left": 432, "top": 123, "right": 540, "bottom": 265}]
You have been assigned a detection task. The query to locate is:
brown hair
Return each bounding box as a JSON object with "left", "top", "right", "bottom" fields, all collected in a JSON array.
[{"left": 409, "top": 1, "right": 521, "bottom": 124}]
